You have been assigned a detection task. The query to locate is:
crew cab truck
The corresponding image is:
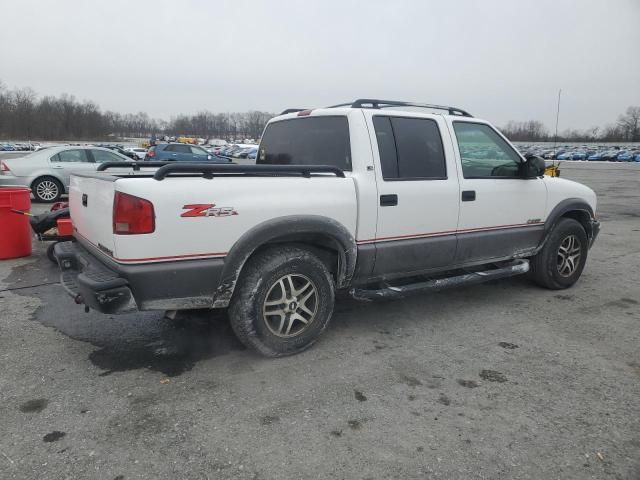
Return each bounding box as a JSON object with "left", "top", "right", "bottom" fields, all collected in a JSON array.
[{"left": 55, "top": 99, "right": 600, "bottom": 357}]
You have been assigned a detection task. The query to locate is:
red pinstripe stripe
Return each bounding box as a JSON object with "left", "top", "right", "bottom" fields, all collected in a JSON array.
[
  {"left": 76, "top": 222, "right": 543, "bottom": 264},
  {"left": 356, "top": 222, "right": 543, "bottom": 244},
  {"left": 76, "top": 232, "right": 227, "bottom": 263}
]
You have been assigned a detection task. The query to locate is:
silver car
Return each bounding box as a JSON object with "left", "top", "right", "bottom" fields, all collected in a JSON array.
[{"left": 0, "top": 146, "right": 132, "bottom": 202}]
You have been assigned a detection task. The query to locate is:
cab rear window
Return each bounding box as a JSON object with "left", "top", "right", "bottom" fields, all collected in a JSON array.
[{"left": 257, "top": 116, "right": 351, "bottom": 171}]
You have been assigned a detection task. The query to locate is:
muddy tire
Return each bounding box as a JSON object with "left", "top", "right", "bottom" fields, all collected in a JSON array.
[
  {"left": 228, "top": 246, "right": 335, "bottom": 357},
  {"left": 530, "top": 218, "right": 588, "bottom": 289}
]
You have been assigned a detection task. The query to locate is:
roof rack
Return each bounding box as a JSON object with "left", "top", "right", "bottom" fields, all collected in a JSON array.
[
  {"left": 152, "top": 163, "right": 345, "bottom": 181},
  {"left": 327, "top": 98, "right": 472, "bottom": 117}
]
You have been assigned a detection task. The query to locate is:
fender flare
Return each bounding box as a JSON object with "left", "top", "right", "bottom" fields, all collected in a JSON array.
[
  {"left": 212, "top": 215, "right": 357, "bottom": 307},
  {"left": 538, "top": 198, "right": 596, "bottom": 250}
]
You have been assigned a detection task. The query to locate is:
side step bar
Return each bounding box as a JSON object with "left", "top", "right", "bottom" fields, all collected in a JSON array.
[{"left": 350, "top": 259, "right": 529, "bottom": 301}]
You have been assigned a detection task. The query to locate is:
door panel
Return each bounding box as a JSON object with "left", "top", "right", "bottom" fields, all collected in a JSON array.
[
  {"left": 366, "top": 113, "right": 460, "bottom": 277},
  {"left": 450, "top": 121, "right": 547, "bottom": 263},
  {"left": 49, "top": 149, "right": 95, "bottom": 187}
]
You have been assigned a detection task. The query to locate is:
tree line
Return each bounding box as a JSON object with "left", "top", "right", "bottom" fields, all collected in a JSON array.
[
  {"left": 1, "top": 80, "right": 638, "bottom": 143},
  {"left": 0, "top": 81, "right": 275, "bottom": 141},
  {"left": 501, "top": 106, "right": 640, "bottom": 143}
]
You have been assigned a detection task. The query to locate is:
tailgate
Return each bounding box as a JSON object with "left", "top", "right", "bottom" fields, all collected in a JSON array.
[{"left": 69, "top": 175, "right": 116, "bottom": 254}]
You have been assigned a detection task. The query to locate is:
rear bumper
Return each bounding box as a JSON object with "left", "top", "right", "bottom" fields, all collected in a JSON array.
[
  {"left": 54, "top": 240, "right": 226, "bottom": 313},
  {"left": 55, "top": 241, "right": 136, "bottom": 314},
  {"left": 0, "top": 176, "right": 29, "bottom": 187}
]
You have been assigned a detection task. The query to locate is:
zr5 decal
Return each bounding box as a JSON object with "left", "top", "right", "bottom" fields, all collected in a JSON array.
[{"left": 181, "top": 204, "right": 238, "bottom": 218}]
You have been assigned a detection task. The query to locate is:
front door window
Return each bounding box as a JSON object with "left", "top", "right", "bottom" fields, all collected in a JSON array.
[{"left": 453, "top": 122, "right": 522, "bottom": 178}]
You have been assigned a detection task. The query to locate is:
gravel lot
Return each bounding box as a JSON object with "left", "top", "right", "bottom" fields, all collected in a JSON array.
[{"left": 0, "top": 162, "right": 639, "bottom": 480}]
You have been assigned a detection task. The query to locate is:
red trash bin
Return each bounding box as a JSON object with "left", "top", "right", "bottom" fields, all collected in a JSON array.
[{"left": 0, "top": 187, "right": 32, "bottom": 259}]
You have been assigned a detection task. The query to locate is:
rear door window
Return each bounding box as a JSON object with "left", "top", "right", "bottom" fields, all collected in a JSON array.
[
  {"left": 172, "top": 144, "right": 191, "bottom": 154},
  {"left": 258, "top": 116, "right": 351, "bottom": 170},
  {"left": 373, "top": 116, "right": 446, "bottom": 180},
  {"left": 51, "top": 149, "right": 90, "bottom": 163},
  {"left": 91, "top": 149, "right": 124, "bottom": 163}
]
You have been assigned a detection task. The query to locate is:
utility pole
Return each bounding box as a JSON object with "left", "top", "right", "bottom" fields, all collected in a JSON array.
[{"left": 553, "top": 89, "right": 562, "bottom": 151}]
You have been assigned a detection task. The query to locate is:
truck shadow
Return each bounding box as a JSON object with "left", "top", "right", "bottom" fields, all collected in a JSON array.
[
  {"left": 8, "top": 257, "right": 245, "bottom": 377},
  {"left": 9, "top": 253, "right": 537, "bottom": 377}
]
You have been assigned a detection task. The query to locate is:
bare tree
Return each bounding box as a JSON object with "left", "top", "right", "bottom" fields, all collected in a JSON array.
[{"left": 617, "top": 106, "right": 640, "bottom": 141}]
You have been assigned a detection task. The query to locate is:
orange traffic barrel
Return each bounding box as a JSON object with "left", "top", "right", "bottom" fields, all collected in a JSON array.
[{"left": 0, "top": 187, "right": 32, "bottom": 259}]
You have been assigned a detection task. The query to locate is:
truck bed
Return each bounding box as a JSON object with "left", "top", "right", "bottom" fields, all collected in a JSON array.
[{"left": 69, "top": 166, "right": 358, "bottom": 265}]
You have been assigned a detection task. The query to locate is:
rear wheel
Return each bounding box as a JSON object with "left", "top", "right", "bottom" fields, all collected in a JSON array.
[
  {"left": 32, "top": 177, "right": 63, "bottom": 203},
  {"left": 530, "top": 218, "right": 588, "bottom": 289},
  {"left": 228, "top": 246, "right": 335, "bottom": 357}
]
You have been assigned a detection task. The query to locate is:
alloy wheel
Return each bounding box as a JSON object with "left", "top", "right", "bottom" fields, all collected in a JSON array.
[
  {"left": 557, "top": 234, "right": 581, "bottom": 277},
  {"left": 36, "top": 180, "right": 59, "bottom": 201},
  {"left": 262, "top": 274, "right": 318, "bottom": 337}
]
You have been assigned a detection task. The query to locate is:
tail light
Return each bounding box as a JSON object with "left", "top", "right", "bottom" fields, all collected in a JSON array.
[
  {"left": 146, "top": 149, "right": 156, "bottom": 159},
  {"left": 0, "top": 161, "right": 10, "bottom": 174},
  {"left": 113, "top": 192, "right": 155, "bottom": 235}
]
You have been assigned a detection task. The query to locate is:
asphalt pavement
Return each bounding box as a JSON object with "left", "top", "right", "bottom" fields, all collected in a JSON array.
[{"left": 0, "top": 162, "right": 639, "bottom": 479}]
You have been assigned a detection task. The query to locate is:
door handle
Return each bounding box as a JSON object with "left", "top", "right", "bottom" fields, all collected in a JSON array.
[
  {"left": 52, "top": 165, "right": 64, "bottom": 169},
  {"left": 380, "top": 194, "right": 398, "bottom": 206},
  {"left": 461, "top": 190, "right": 476, "bottom": 202}
]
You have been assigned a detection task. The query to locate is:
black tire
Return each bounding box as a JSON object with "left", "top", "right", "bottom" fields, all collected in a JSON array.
[
  {"left": 530, "top": 218, "right": 588, "bottom": 289},
  {"left": 228, "top": 245, "right": 335, "bottom": 357},
  {"left": 32, "top": 176, "right": 63, "bottom": 203},
  {"left": 46, "top": 242, "right": 58, "bottom": 264}
]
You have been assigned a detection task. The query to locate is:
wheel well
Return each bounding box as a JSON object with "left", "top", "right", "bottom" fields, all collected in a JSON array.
[
  {"left": 249, "top": 233, "right": 343, "bottom": 283},
  {"left": 560, "top": 210, "right": 592, "bottom": 237}
]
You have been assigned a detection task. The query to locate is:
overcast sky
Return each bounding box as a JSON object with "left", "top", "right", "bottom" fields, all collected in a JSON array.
[{"left": 1, "top": 0, "right": 639, "bottom": 130}]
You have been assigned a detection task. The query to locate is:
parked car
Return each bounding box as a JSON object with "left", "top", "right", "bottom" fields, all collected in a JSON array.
[
  {"left": 587, "top": 152, "right": 604, "bottom": 161},
  {"left": 601, "top": 150, "right": 619, "bottom": 161},
  {"left": 144, "top": 143, "right": 231, "bottom": 162},
  {"left": 1, "top": 143, "right": 16, "bottom": 151},
  {"left": 571, "top": 151, "right": 587, "bottom": 160},
  {"left": 54, "top": 98, "right": 599, "bottom": 357},
  {"left": 616, "top": 150, "right": 634, "bottom": 161},
  {"left": 0, "top": 146, "right": 132, "bottom": 202},
  {"left": 125, "top": 147, "right": 148, "bottom": 160},
  {"left": 235, "top": 147, "right": 258, "bottom": 159},
  {"left": 557, "top": 151, "right": 574, "bottom": 160}
]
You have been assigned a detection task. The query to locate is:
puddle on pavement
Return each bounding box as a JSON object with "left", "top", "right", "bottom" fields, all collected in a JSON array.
[{"left": 7, "top": 259, "right": 245, "bottom": 377}]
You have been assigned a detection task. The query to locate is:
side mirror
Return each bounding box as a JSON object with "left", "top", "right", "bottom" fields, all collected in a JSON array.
[{"left": 523, "top": 154, "right": 546, "bottom": 178}]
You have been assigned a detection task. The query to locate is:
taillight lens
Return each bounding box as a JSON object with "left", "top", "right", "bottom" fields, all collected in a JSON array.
[
  {"left": 0, "top": 161, "right": 10, "bottom": 174},
  {"left": 113, "top": 192, "right": 155, "bottom": 235},
  {"left": 147, "top": 149, "right": 156, "bottom": 159}
]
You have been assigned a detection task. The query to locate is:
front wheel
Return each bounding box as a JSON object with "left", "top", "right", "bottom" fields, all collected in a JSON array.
[
  {"left": 530, "top": 218, "right": 588, "bottom": 289},
  {"left": 228, "top": 246, "right": 335, "bottom": 357}
]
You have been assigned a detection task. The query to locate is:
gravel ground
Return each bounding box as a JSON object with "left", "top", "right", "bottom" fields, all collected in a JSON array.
[{"left": 0, "top": 162, "right": 638, "bottom": 480}]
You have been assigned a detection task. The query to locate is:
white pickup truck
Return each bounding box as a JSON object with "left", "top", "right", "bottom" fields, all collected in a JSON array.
[{"left": 55, "top": 99, "right": 600, "bottom": 356}]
